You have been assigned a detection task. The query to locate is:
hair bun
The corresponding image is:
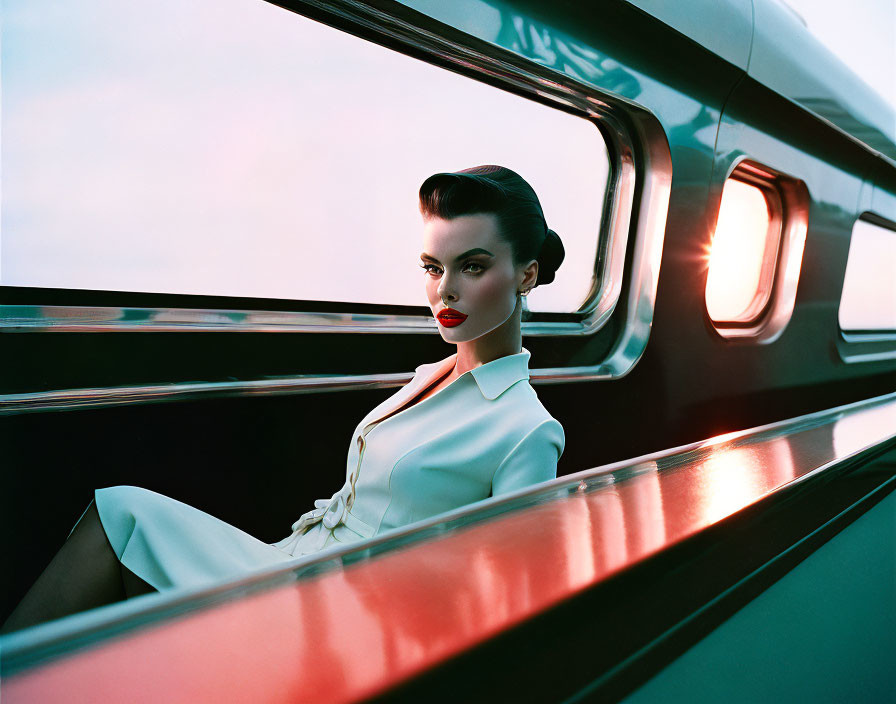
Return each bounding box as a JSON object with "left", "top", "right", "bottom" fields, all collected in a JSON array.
[{"left": 535, "top": 229, "right": 565, "bottom": 286}]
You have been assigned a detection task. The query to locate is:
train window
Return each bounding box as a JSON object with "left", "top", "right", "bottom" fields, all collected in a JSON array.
[
  {"left": 838, "top": 218, "right": 896, "bottom": 332},
  {"left": 705, "top": 178, "right": 780, "bottom": 323},
  {"left": 1, "top": 0, "right": 609, "bottom": 316},
  {"left": 705, "top": 160, "right": 808, "bottom": 342}
]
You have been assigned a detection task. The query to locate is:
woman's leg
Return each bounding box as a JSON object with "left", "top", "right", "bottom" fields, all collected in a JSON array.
[{"left": 1, "top": 499, "right": 156, "bottom": 633}]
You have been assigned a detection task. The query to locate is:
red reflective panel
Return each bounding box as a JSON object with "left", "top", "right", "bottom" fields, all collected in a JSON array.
[{"left": 6, "top": 398, "right": 896, "bottom": 703}]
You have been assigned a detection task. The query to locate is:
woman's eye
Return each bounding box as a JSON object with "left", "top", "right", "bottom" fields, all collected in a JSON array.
[{"left": 419, "top": 262, "right": 482, "bottom": 275}]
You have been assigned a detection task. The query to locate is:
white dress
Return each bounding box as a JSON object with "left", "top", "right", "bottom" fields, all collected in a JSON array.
[{"left": 86, "top": 348, "right": 564, "bottom": 591}]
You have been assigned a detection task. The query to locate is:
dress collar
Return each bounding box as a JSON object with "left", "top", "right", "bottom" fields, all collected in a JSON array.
[{"left": 415, "top": 347, "right": 531, "bottom": 401}]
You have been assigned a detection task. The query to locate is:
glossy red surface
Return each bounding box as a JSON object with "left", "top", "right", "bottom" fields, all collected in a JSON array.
[{"left": 5, "top": 397, "right": 896, "bottom": 703}]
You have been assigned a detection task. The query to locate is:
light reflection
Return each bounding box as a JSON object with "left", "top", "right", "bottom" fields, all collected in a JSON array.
[
  {"left": 700, "top": 429, "right": 747, "bottom": 448},
  {"left": 696, "top": 438, "right": 797, "bottom": 525},
  {"left": 557, "top": 463, "right": 666, "bottom": 582},
  {"left": 832, "top": 401, "right": 896, "bottom": 457},
  {"left": 705, "top": 179, "right": 776, "bottom": 322},
  {"left": 622, "top": 466, "right": 665, "bottom": 557},
  {"left": 588, "top": 488, "right": 628, "bottom": 575},
  {"left": 559, "top": 492, "right": 598, "bottom": 588}
]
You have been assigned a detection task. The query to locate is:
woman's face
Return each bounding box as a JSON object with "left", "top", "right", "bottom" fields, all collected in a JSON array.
[{"left": 420, "top": 213, "right": 526, "bottom": 345}]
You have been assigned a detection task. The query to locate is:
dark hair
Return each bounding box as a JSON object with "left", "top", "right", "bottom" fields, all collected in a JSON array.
[{"left": 418, "top": 165, "right": 565, "bottom": 287}]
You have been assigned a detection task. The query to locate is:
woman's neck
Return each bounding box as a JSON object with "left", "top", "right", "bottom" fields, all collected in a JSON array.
[{"left": 452, "top": 299, "right": 523, "bottom": 377}]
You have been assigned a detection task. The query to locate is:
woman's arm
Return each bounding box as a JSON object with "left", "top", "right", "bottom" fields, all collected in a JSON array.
[{"left": 490, "top": 418, "right": 565, "bottom": 496}]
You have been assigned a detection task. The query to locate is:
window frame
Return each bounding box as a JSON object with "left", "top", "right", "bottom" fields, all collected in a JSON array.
[
  {"left": 0, "top": 0, "right": 673, "bottom": 404},
  {"left": 836, "top": 211, "right": 896, "bottom": 362},
  {"left": 1, "top": 0, "right": 620, "bottom": 336}
]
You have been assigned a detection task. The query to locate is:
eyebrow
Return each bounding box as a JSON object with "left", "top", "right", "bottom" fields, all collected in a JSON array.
[{"left": 419, "top": 248, "right": 495, "bottom": 263}]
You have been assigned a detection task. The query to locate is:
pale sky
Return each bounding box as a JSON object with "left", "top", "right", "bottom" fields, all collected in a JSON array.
[
  {"left": 1, "top": 0, "right": 607, "bottom": 311},
  {"left": 2, "top": 0, "right": 893, "bottom": 306},
  {"left": 782, "top": 0, "right": 896, "bottom": 119}
]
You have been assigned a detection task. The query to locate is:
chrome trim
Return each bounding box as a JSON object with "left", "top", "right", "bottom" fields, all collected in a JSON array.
[
  {"left": 532, "top": 106, "right": 672, "bottom": 381},
  {"left": 840, "top": 331, "right": 896, "bottom": 345},
  {"left": 836, "top": 331, "right": 896, "bottom": 363},
  {"left": 838, "top": 348, "right": 896, "bottom": 363},
  {"left": 0, "top": 374, "right": 415, "bottom": 415},
  {"left": 0, "top": 362, "right": 609, "bottom": 415},
  {"left": 0, "top": 0, "right": 673, "bottom": 381},
  {"left": 4, "top": 389, "right": 895, "bottom": 670},
  {"left": 0, "top": 305, "right": 437, "bottom": 334},
  {"left": 708, "top": 157, "right": 810, "bottom": 343},
  {"left": 0, "top": 300, "right": 607, "bottom": 336}
]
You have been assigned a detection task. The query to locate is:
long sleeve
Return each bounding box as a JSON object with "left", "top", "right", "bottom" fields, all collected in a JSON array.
[{"left": 491, "top": 418, "right": 564, "bottom": 497}]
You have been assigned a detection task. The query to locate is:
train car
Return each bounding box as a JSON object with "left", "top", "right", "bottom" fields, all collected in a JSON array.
[{"left": 2, "top": 0, "right": 895, "bottom": 700}]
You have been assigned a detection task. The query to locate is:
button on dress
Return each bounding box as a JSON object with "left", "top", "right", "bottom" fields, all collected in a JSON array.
[{"left": 89, "top": 348, "right": 564, "bottom": 591}]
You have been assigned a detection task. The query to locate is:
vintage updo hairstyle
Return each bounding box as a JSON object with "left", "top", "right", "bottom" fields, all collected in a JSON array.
[{"left": 418, "top": 165, "right": 565, "bottom": 288}]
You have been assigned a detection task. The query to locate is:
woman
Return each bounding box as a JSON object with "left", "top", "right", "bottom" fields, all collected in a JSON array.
[{"left": 2, "top": 165, "right": 566, "bottom": 632}]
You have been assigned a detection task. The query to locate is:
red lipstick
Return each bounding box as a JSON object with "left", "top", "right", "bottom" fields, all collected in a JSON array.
[{"left": 436, "top": 307, "right": 468, "bottom": 328}]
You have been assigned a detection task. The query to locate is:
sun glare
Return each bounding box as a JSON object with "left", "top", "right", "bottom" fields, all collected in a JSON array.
[{"left": 705, "top": 179, "right": 776, "bottom": 323}]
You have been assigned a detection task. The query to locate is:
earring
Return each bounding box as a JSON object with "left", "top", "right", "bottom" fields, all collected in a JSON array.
[{"left": 519, "top": 289, "right": 530, "bottom": 297}]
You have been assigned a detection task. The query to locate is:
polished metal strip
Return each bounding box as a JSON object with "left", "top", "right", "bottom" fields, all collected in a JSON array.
[
  {"left": 0, "top": 373, "right": 415, "bottom": 415},
  {"left": 836, "top": 332, "right": 896, "bottom": 363},
  {"left": 0, "top": 305, "right": 438, "bottom": 334},
  {"left": 0, "top": 364, "right": 599, "bottom": 415},
  {"left": 4, "top": 389, "right": 895, "bottom": 671},
  {"left": 0, "top": 0, "right": 673, "bottom": 381},
  {"left": 0, "top": 304, "right": 596, "bottom": 336},
  {"left": 840, "top": 331, "right": 896, "bottom": 344}
]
